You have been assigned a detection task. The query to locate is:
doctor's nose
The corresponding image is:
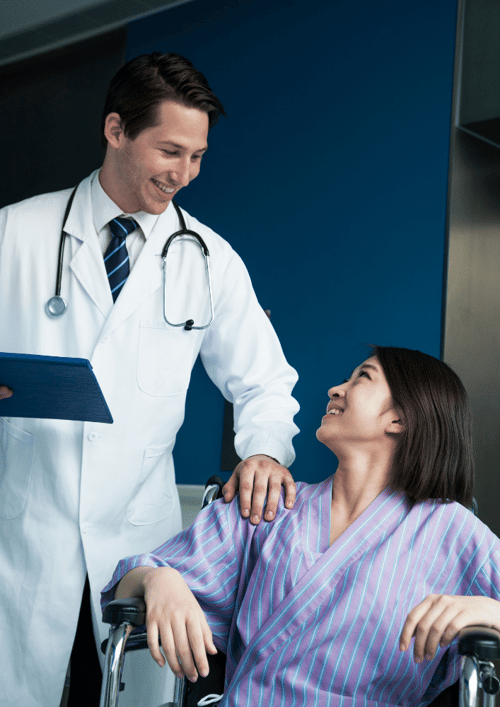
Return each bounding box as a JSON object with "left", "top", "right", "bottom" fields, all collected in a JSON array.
[{"left": 172, "top": 159, "right": 192, "bottom": 187}]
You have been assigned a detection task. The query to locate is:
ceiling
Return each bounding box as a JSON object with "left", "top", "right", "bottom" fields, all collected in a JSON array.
[{"left": 0, "top": 0, "right": 194, "bottom": 67}]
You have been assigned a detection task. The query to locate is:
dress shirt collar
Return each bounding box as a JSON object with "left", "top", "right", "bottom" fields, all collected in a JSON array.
[{"left": 91, "top": 170, "right": 160, "bottom": 239}]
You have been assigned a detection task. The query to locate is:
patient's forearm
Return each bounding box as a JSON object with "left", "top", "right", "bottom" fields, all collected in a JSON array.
[
  {"left": 115, "top": 566, "right": 155, "bottom": 599},
  {"left": 114, "top": 564, "right": 217, "bottom": 681}
]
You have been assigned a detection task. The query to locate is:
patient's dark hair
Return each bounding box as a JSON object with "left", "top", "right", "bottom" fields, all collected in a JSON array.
[
  {"left": 373, "top": 346, "right": 474, "bottom": 507},
  {"left": 101, "top": 52, "right": 226, "bottom": 147}
]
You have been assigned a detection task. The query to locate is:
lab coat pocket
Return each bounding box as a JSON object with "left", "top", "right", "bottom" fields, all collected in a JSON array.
[
  {"left": 0, "top": 419, "right": 35, "bottom": 519},
  {"left": 126, "top": 443, "right": 176, "bottom": 525},
  {"left": 137, "top": 321, "right": 195, "bottom": 397}
]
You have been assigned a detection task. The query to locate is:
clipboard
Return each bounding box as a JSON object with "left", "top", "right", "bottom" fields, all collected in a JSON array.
[{"left": 0, "top": 352, "right": 113, "bottom": 423}]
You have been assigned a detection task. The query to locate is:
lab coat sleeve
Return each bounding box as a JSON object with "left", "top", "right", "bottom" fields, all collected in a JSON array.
[{"left": 199, "top": 250, "right": 300, "bottom": 468}]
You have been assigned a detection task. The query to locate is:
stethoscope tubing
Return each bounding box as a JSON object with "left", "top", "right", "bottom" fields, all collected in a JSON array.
[
  {"left": 45, "top": 186, "right": 78, "bottom": 317},
  {"left": 164, "top": 203, "right": 214, "bottom": 331},
  {"left": 46, "top": 185, "right": 214, "bottom": 330}
]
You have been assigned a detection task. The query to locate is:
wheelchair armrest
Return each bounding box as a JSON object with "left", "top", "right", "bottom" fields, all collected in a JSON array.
[
  {"left": 458, "top": 626, "right": 500, "bottom": 661},
  {"left": 102, "top": 597, "right": 146, "bottom": 627}
]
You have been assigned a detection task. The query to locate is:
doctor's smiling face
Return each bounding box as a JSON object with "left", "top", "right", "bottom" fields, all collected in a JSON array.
[
  {"left": 100, "top": 99, "right": 209, "bottom": 215},
  {"left": 316, "top": 356, "right": 403, "bottom": 453}
]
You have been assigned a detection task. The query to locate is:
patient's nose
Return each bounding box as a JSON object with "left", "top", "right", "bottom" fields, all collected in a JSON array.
[{"left": 328, "top": 384, "right": 346, "bottom": 399}]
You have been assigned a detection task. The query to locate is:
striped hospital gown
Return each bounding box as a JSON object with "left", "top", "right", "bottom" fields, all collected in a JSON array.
[{"left": 102, "top": 478, "right": 500, "bottom": 706}]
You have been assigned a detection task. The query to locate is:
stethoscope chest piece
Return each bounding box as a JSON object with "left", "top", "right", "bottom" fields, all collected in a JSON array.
[
  {"left": 45, "top": 184, "right": 77, "bottom": 318},
  {"left": 46, "top": 295, "right": 67, "bottom": 317}
]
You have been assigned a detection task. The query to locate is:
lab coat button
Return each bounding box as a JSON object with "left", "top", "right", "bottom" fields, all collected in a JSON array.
[
  {"left": 88, "top": 432, "right": 100, "bottom": 442},
  {"left": 101, "top": 337, "right": 108, "bottom": 344},
  {"left": 81, "top": 523, "right": 89, "bottom": 533}
]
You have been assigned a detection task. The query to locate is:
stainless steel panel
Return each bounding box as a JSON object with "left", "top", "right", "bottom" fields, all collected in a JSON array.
[{"left": 445, "top": 0, "right": 500, "bottom": 536}]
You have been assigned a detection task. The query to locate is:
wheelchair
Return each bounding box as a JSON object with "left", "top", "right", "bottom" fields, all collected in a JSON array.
[{"left": 100, "top": 478, "right": 500, "bottom": 707}]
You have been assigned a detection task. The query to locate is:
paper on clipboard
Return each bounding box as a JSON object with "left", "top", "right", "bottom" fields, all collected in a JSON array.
[{"left": 0, "top": 352, "right": 113, "bottom": 423}]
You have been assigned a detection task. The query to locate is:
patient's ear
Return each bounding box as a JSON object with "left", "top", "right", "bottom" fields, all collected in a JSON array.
[{"left": 386, "top": 414, "right": 405, "bottom": 435}]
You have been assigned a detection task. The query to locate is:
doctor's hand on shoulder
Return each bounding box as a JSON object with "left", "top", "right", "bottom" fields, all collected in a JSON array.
[
  {"left": 0, "top": 386, "right": 12, "bottom": 399},
  {"left": 223, "top": 454, "right": 296, "bottom": 525}
]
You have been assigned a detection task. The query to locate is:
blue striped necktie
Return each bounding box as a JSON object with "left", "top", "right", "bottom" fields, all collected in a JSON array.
[{"left": 104, "top": 217, "right": 138, "bottom": 301}]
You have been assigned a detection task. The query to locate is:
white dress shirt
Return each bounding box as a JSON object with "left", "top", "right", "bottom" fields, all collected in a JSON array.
[{"left": 90, "top": 170, "right": 160, "bottom": 271}]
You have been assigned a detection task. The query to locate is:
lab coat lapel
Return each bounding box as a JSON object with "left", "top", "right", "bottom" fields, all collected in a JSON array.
[
  {"left": 231, "top": 488, "right": 408, "bottom": 682},
  {"left": 97, "top": 203, "right": 179, "bottom": 339},
  {"left": 65, "top": 180, "right": 113, "bottom": 318}
]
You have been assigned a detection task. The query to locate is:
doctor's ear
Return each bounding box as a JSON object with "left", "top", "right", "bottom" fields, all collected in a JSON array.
[{"left": 103, "top": 113, "right": 125, "bottom": 148}]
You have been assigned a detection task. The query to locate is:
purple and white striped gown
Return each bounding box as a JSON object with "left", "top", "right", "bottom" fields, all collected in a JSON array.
[{"left": 102, "top": 478, "right": 500, "bottom": 706}]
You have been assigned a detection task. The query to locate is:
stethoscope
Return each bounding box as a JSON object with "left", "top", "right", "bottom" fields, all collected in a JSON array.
[{"left": 45, "top": 185, "right": 214, "bottom": 331}]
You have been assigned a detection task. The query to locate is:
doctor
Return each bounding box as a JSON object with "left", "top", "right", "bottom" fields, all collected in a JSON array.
[{"left": 0, "top": 52, "right": 299, "bottom": 707}]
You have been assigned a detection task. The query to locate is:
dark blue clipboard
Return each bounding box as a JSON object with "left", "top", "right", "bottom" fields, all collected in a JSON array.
[{"left": 0, "top": 352, "right": 113, "bottom": 423}]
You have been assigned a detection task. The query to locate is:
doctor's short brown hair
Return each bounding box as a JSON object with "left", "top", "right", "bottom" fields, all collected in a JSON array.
[
  {"left": 101, "top": 52, "right": 226, "bottom": 147},
  {"left": 373, "top": 346, "right": 474, "bottom": 508}
]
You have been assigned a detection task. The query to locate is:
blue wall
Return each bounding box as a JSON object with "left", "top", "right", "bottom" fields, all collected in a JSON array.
[{"left": 127, "top": 0, "right": 457, "bottom": 485}]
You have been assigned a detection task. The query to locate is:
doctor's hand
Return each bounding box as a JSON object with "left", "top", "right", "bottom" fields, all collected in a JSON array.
[
  {"left": 118, "top": 566, "right": 217, "bottom": 682},
  {"left": 223, "top": 454, "right": 296, "bottom": 525},
  {"left": 399, "top": 594, "right": 500, "bottom": 663},
  {"left": 0, "top": 386, "right": 12, "bottom": 399}
]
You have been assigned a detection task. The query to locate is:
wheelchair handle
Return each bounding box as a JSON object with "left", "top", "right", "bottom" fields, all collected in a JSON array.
[
  {"left": 202, "top": 475, "right": 224, "bottom": 509},
  {"left": 102, "top": 597, "right": 146, "bottom": 627},
  {"left": 459, "top": 627, "right": 500, "bottom": 707},
  {"left": 458, "top": 626, "right": 500, "bottom": 661}
]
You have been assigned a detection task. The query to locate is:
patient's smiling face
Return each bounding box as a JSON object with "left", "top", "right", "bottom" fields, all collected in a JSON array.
[{"left": 316, "top": 356, "right": 401, "bottom": 451}]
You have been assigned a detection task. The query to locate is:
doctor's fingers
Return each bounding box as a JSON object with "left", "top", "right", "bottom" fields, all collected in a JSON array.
[
  {"left": 224, "top": 461, "right": 259, "bottom": 521},
  {"left": 269, "top": 468, "right": 296, "bottom": 517},
  {"left": 0, "top": 385, "right": 12, "bottom": 399},
  {"left": 222, "top": 471, "right": 240, "bottom": 506},
  {"left": 234, "top": 455, "right": 296, "bottom": 524}
]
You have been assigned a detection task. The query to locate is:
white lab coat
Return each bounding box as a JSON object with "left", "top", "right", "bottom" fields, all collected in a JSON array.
[{"left": 0, "top": 172, "right": 299, "bottom": 706}]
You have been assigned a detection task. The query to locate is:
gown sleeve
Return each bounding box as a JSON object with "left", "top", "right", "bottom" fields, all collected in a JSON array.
[{"left": 101, "top": 496, "right": 259, "bottom": 650}]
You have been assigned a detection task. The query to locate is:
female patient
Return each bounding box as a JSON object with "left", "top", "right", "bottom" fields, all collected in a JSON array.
[{"left": 102, "top": 347, "right": 500, "bottom": 706}]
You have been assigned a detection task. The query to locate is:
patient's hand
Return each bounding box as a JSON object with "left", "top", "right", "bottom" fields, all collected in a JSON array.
[
  {"left": 143, "top": 567, "right": 217, "bottom": 681},
  {"left": 116, "top": 566, "right": 217, "bottom": 682},
  {"left": 399, "top": 594, "right": 500, "bottom": 663},
  {"left": 223, "top": 454, "right": 296, "bottom": 525},
  {"left": 0, "top": 386, "right": 12, "bottom": 399}
]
